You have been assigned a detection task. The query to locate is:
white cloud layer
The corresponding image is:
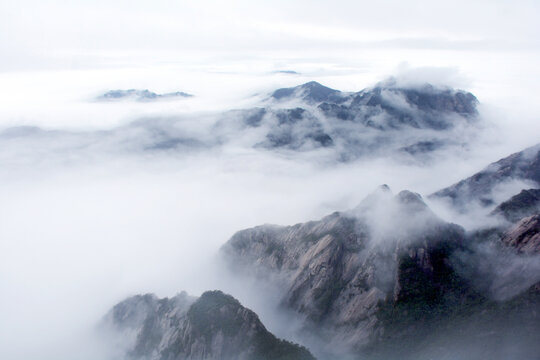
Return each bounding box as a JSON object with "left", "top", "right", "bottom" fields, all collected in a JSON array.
[{"left": 0, "top": 1, "right": 539, "bottom": 359}]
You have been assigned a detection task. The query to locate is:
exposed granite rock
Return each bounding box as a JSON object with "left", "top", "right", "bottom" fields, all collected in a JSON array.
[
  {"left": 106, "top": 290, "right": 315, "bottom": 360},
  {"left": 221, "top": 186, "right": 477, "bottom": 353},
  {"left": 221, "top": 184, "right": 540, "bottom": 358},
  {"left": 430, "top": 143, "right": 540, "bottom": 209},
  {"left": 501, "top": 214, "right": 540, "bottom": 254}
]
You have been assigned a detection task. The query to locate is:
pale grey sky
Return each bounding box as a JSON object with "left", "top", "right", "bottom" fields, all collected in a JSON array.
[{"left": 1, "top": 0, "right": 539, "bottom": 70}]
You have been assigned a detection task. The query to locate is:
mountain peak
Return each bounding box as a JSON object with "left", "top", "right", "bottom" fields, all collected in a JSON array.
[
  {"left": 378, "top": 183, "right": 391, "bottom": 192},
  {"left": 431, "top": 143, "right": 540, "bottom": 209},
  {"left": 271, "top": 81, "right": 342, "bottom": 103},
  {"left": 106, "top": 290, "right": 316, "bottom": 360}
]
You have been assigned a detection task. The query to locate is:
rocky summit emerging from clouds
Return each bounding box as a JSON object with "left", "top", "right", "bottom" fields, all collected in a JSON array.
[
  {"left": 220, "top": 186, "right": 479, "bottom": 356},
  {"left": 241, "top": 80, "right": 479, "bottom": 159},
  {"left": 0, "top": 79, "right": 480, "bottom": 165},
  {"left": 271, "top": 80, "right": 477, "bottom": 128},
  {"left": 220, "top": 172, "right": 540, "bottom": 359},
  {"left": 104, "top": 144, "right": 540, "bottom": 360},
  {"left": 105, "top": 290, "right": 315, "bottom": 360}
]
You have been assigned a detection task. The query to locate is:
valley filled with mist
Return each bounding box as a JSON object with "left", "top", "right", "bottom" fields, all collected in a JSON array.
[{"left": 1, "top": 1, "right": 540, "bottom": 360}]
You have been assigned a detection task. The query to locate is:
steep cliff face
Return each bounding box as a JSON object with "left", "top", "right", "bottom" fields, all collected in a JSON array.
[
  {"left": 103, "top": 144, "right": 540, "bottom": 360},
  {"left": 501, "top": 214, "right": 540, "bottom": 254},
  {"left": 221, "top": 186, "right": 479, "bottom": 352},
  {"left": 105, "top": 290, "right": 315, "bottom": 360}
]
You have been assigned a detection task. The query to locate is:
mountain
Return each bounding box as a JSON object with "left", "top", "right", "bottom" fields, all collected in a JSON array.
[
  {"left": 501, "top": 214, "right": 540, "bottom": 254},
  {"left": 271, "top": 80, "right": 477, "bottom": 129},
  {"left": 430, "top": 143, "right": 540, "bottom": 209},
  {"left": 221, "top": 187, "right": 477, "bottom": 354},
  {"left": 220, "top": 184, "right": 540, "bottom": 359},
  {"left": 0, "top": 79, "right": 480, "bottom": 163},
  {"left": 100, "top": 144, "right": 540, "bottom": 360},
  {"left": 105, "top": 290, "right": 315, "bottom": 360},
  {"left": 271, "top": 81, "right": 346, "bottom": 103},
  {"left": 491, "top": 188, "right": 540, "bottom": 223},
  {"left": 242, "top": 80, "right": 480, "bottom": 158},
  {"left": 98, "top": 89, "right": 193, "bottom": 101}
]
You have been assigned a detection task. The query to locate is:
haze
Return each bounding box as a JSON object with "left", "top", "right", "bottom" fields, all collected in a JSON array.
[{"left": 1, "top": 1, "right": 540, "bottom": 359}]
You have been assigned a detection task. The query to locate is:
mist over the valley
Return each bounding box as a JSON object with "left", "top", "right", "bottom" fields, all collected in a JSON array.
[
  {"left": 0, "top": 66, "right": 537, "bottom": 360},
  {"left": 1, "top": 1, "right": 540, "bottom": 359}
]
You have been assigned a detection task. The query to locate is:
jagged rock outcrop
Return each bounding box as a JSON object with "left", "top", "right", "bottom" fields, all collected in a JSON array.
[
  {"left": 501, "top": 214, "right": 540, "bottom": 254},
  {"left": 221, "top": 186, "right": 479, "bottom": 354},
  {"left": 430, "top": 143, "right": 540, "bottom": 209},
  {"left": 104, "top": 143, "right": 540, "bottom": 359},
  {"left": 105, "top": 290, "right": 315, "bottom": 360},
  {"left": 221, "top": 184, "right": 540, "bottom": 359}
]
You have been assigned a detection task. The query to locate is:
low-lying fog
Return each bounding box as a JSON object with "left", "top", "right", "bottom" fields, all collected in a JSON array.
[{"left": 0, "top": 58, "right": 540, "bottom": 360}]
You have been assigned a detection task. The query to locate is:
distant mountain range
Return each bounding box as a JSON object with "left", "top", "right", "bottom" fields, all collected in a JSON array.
[
  {"left": 0, "top": 80, "right": 480, "bottom": 163},
  {"left": 239, "top": 80, "right": 478, "bottom": 158},
  {"left": 106, "top": 142, "right": 540, "bottom": 359},
  {"left": 97, "top": 89, "right": 193, "bottom": 102}
]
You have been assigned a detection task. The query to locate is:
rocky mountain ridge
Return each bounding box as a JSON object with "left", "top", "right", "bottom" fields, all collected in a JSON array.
[
  {"left": 492, "top": 188, "right": 540, "bottom": 223},
  {"left": 247, "top": 80, "right": 479, "bottom": 157},
  {"left": 501, "top": 214, "right": 540, "bottom": 254},
  {"left": 219, "top": 144, "right": 540, "bottom": 358},
  {"left": 105, "top": 290, "right": 315, "bottom": 360},
  {"left": 220, "top": 186, "right": 482, "bottom": 355},
  {"left": 106, "top": 143, "right": 540, "bottom": 360},
  {"left": 430, "top": 143, "right": 540, "bottom": 209}
]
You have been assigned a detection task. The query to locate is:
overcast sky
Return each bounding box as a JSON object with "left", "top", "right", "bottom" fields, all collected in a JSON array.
[
  {"left": 0, "top": 0, "right": 539, "bottom": 130},
  {"left": 1, "top": 0, "right": 540, "bottom": 70}
]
